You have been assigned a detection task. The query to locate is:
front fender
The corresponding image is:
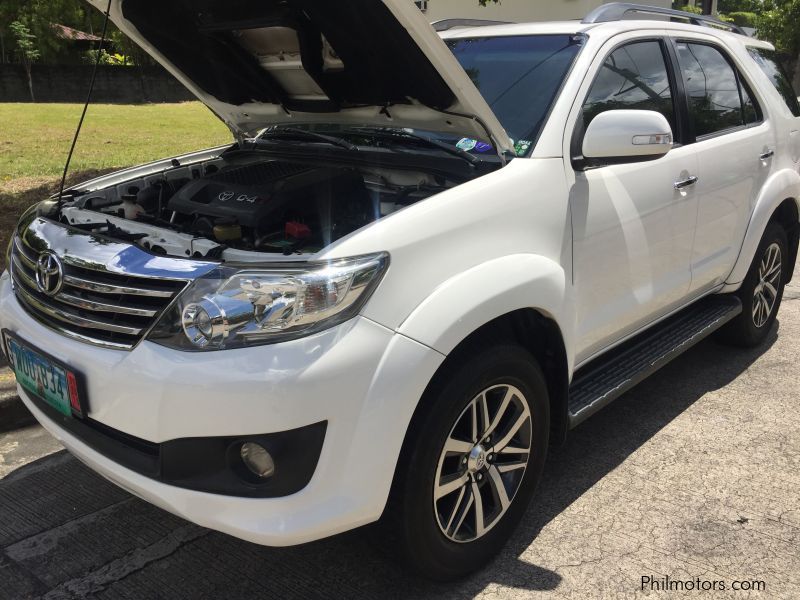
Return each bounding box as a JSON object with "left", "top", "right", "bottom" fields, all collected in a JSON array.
[
  {"left": 397, "top": 254, "right": 573, "bottom": 367},
  {"left": 723, "top": 168, "right": 800, "bottom": 289}
]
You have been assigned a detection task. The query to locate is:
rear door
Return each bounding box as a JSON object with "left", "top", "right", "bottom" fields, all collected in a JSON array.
[
  {"left": 746, "top": 47, "right": 800, "bottom": 170},
  {"left": 671, "top": 37, "right": 775, "bottom": 294}
]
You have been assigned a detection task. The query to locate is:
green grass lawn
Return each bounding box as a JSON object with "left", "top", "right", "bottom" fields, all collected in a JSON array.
[
  {"left": 0, "top": 102, "right": 232, "bottom": 271},
  {"left": 0, "top": 102, "right": 232, "bottom": 181}
]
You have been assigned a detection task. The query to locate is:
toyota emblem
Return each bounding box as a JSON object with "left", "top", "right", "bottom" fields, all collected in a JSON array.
[{"left": 35, "top": 251, "right": 64, "bottom": 296}]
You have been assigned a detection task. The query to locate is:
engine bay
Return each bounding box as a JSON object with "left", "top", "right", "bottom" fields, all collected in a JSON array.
[{"left": 58, "top": 152, "right": 457, "bottom": 261}]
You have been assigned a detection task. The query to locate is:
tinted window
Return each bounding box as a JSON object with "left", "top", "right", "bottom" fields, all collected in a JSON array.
[
  {"left": 676, "top": 42, "right": 757, "bottom": 136},
  {"left": 748, "top": 47, "right": 800, "bottom": 117},
  {"left": 582, "top": 41, "right": 675, "bottom": 133},
  {"left": 447, "top": 35, "right": 582, "bottom": 155}
]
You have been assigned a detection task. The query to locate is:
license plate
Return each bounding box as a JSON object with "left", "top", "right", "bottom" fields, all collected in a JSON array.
[{"left": 3, "top": 331, "right": 86, "bottom": 418}]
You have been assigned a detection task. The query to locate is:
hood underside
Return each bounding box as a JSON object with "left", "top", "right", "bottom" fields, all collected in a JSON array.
[{"left": 89, "top": 0, "right": 512, "bottom": 154}]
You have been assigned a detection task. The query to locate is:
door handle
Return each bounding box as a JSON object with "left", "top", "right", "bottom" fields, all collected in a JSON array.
[
  {"left": 759, "top": 150, "right": 774, "bottom": 160},
  {"left": 674, "top": 175, "right": 698, "bottom": 190}
]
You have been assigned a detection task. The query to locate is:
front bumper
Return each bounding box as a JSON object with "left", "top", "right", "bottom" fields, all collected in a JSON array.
[{"left": 1, "top": 274, "right": 445, "bottom": 545}]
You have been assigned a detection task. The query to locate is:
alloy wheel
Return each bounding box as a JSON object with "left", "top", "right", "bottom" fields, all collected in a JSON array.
[
  {"left": 433, "top": 384, "right": 532, "bottom": 543},
  {"left": 752, "top": 242, "right": 782, "bottom": 328}
]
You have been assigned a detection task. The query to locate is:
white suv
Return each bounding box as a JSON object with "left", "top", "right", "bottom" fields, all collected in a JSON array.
[{"left": 3, "top": 1, "right": 799, "bottom": 580}]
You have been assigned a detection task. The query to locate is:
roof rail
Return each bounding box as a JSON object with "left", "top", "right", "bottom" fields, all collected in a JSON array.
[
  {"left": 431, "top": 19, "right": 513, "bottom": 32},
  {"left": 581, "top": 2, "right": 746, "bottom": 35}
]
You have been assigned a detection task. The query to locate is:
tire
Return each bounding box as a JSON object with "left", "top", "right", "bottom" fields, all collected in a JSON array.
[
  {"left": 383, "top": 344, "right": 550, "bottom": 581},
  {"left": 719, "top": 221, "right": 788, "bottom": 347}
]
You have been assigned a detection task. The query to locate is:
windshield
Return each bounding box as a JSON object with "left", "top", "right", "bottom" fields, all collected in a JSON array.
[{"left": 446, "top": 34, "right": 583, "bottom": 156}]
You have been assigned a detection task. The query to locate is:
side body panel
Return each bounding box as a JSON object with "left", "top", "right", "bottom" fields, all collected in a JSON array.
[
  {"left": 688, "top": 123, "right": 775, "bottom": 292},
  {"left": 668, "top": 31, "right": 780, "bottom": 294},
  {"left": 320, "top": 158, "right": 578, "bottom": 370},
  {"left": 570, "top": 147, "right": 698, "bottom": 362},
  {"left": 397, "top": 254, "right": 572, "bottom": 362},
  {"left": 721, "top": 169, "right": 800, "bottom": 290},
  {"left": 716, "top": 37, "right": 800, "bottom": 289},
  {"left": 558, "top": 29, "right": 700, "bottom": 364}
]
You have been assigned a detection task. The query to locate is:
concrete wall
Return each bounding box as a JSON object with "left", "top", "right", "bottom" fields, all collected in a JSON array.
[
  {"left": 419, "top": 0, "right": 672, "bottom": 23},
  {"left": 0, "top": 65, "right": 194, "bottom": 103}
]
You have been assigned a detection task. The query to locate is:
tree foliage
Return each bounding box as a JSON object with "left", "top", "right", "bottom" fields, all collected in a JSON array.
[
  {"left": 725, "top": 11, "right": 758, "bottom": 27},
  {"left": 0, "top": 0, "right": 151, "bottom": 65},
  {"left": 10, "top": 20, "right": 40, "bottom": 101},
  {"left": 668, "top": 2, "right": 799, "bottom": 69},
  {"left": 756, "top": 1, "right": 800, "bottom": 55},
  {"left": 718, "top": 0, "right": 762, "bottom": 11},
  {"left": 9, "top": 21, "right": 39, "bottom": 63},
  {"left": 671, "top": 1, "right": 704, "bottom": 13}
]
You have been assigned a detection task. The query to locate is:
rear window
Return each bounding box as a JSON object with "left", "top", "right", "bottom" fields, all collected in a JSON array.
[
  {"left": 447, "top": 35, "right": 582, "bottom": 155},
  {"left": 747, "top": 47, "right": 800, "bottom": 117},
  {"left": 676, "top": 42, "right": 761, "bottom": 137}
]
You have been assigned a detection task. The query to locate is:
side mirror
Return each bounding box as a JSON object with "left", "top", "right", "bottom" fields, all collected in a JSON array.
[{"left": 582, "top": 109, "right": 673, "bottom": 165}]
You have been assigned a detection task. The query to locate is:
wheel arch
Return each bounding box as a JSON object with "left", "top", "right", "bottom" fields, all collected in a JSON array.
[
  {"left": 395, "top": 254, "right": 573, "bottom": 445},
  {"left": 771, "top": 197, "right": 800, "bottom": 282},
  {"left": 425, "top": 308, "right": 571, "bottom": 447},
  {"left": 724, "top": 169, "right": 800, "bottom": 289}
]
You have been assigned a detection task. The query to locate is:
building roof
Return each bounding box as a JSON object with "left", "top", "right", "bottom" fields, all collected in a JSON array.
[{"left": 51, "top": 23, "right": 103, "bottom": 42}]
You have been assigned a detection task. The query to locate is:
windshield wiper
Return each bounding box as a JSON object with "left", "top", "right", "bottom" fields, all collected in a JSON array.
[
  {"left": 256, "top": 127, "right": 358, "bottom": 151},
  {"left": 349, "top": 127, "right": 481, "bottom": 166}
]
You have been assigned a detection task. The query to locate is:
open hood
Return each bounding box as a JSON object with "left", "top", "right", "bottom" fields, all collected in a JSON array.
[{"left": 87, "top": 0, "right": 513, "bottom": 155}]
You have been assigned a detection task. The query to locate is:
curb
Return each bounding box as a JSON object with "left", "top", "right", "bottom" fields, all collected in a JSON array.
[
  {"left": 0, "top": 390, "right": 21, "bottom": 409},
  {"left": 0, "top": 366, "right": 33, "bottom": 432},
  {"left": 0, "top": 367, "right": 18, "bottom": 406},
  {"left": 0, "top": 394, "right": 34, "bottom": 432}
]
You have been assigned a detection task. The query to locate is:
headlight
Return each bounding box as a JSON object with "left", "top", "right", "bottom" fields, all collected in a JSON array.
[{"left": 148, "top": 252, "right": 389, "bottom": 350}]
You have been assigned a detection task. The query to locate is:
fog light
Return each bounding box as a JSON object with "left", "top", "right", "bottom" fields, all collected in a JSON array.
[{"left": 240, "top": 442, "right": 275, "bottom": 479}]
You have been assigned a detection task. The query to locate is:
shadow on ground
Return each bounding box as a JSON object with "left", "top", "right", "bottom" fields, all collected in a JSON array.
[{"left": 0, "top": 327, "right": 776, "bottom": 599}]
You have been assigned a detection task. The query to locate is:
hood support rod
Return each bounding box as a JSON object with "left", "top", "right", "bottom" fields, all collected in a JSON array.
[{"left": 57, "top": 0, "right": 112, "bottom": 208}]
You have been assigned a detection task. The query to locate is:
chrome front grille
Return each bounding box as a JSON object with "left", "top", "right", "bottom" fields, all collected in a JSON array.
[{"left": 9, "top": 223, "right": 195, "bottom": 350}]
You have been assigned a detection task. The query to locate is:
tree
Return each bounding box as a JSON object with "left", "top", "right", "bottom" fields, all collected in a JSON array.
[
  {"left": 9, "top": 20, "right": 40, "bottom": 102},
  {"left": 718, "top": 0, "right": 762, "bottom": 11},
  {"left": 1, "top": 0, "right": 152, "bottom": 66},
  {"left": 724, "top": 11, "right": 758, "bottom": 27},
  {"left": 672, "top": 1, "right": 704, "bottom": 13},
  {"left": 756, "top": 1, "right": 800, "bottom": 56}
]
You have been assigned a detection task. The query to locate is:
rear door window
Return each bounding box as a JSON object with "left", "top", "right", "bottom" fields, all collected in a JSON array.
[
  {"left": 676, "top": 42, "right": 761, "bottom": 137},
  {"left": 747, "top": 47, "right": 800, "bottom": 117}
]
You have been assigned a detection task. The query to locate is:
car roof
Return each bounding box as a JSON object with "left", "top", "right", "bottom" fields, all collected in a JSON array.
[{"left": 438, "top": 19, "right": 774, "bottom": 50}]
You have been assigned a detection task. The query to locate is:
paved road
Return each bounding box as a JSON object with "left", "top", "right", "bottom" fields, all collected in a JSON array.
[{"left": 1, "top": 274, "right": 799, "bottom": 599}]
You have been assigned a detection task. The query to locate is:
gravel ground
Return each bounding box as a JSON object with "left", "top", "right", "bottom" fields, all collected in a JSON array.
[{"left": 0, "top": 266, "right": 798, "bottom": 599}]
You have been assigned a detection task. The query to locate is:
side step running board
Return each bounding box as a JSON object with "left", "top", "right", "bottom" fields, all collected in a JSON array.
[{"left": 567, "top": 295, "right": 742, "bottom": 428}]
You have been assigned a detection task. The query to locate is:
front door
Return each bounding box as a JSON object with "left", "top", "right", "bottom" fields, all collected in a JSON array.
[{"left": 568, "top": 38, "right": 698, "bottom": 364}]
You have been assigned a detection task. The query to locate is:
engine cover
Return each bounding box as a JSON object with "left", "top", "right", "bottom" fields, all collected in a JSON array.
[
  {"left": 166, "top": 161, "right": 314, "bottom": 228},
  {"left": 167, "top": 178, "right": 280, "bottom": 228},
  {"left": 166, "top": 161, "right": 373, "bottom": 244}
]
